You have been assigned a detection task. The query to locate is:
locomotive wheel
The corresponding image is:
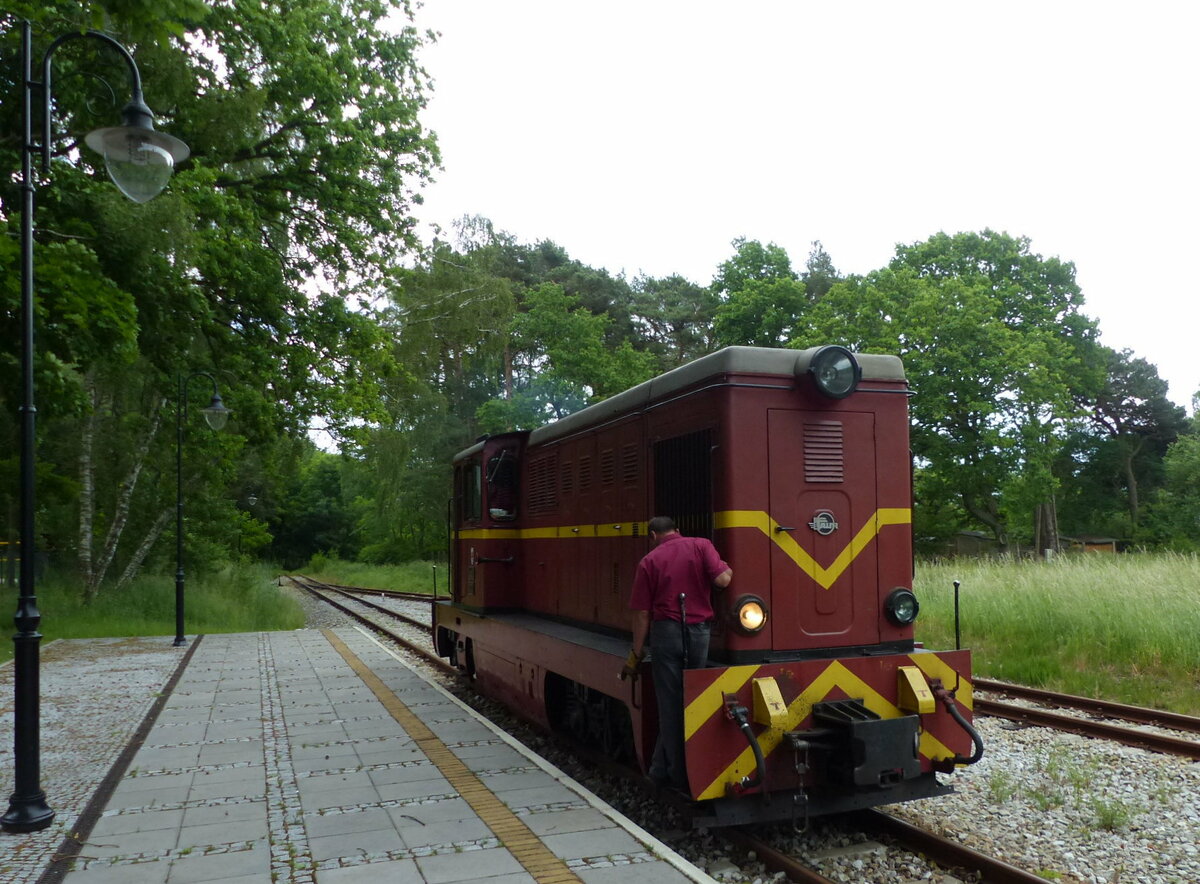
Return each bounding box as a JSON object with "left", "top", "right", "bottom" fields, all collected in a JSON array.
[
  {"left": 564, "top": 683, "right": 589, "bottom": 742},
  {"left": 447, "top": 635, "right": 475, "bottom": 677},
  {"left": 602, "top": 695, "right": 635, "bottom": 763}
]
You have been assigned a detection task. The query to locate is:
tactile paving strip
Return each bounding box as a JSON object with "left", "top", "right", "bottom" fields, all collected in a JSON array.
[{"left": 321, "top": 628, "right": 582, "bottom": 884}]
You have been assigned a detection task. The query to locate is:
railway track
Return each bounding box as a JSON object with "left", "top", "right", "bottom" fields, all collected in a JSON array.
[
  {"left": 290, "top": 574, "right": 1076, "bottom": 883},
  {"left": 288, "top": 574, "right": 448, "bottom": 671},
  {"left": 975, "top": 678, "right": 1200, "bottom": 760},
  {"left": 728, "top": 809, "right": 1056, "bottom": 884},
  {"left": 305, "top": 579, "right": 440, "bottom": 604}
]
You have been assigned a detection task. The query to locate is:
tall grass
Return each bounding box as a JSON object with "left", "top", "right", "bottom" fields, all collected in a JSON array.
[
  {"left": 915, "top": 552, "right": 1200, "bottom": 714},
  {"left": 0, "top": 563, "right": 305, "bottom": 663}
]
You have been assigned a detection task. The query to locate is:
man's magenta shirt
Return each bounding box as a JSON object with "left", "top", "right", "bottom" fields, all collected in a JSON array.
[{"left": 629, "top": 533, "right": 730, "bottom": 623}]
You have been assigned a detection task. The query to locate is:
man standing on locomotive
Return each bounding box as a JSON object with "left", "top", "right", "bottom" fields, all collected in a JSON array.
[{"left": 623, "top": 516, "right": 732, "bottom": 791}]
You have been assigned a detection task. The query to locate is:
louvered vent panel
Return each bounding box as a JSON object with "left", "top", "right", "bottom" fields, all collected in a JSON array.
[
  {"left": 804, "top": 421, "right": 844, "bottom": 483},
  {"left": 621, "top": 443, "right": 639, "bottom": 485},
  {"left": 561, "top": 461, "right": 574, "bottom": 495},
  {"left": 600, "top": 449, "right": 616, "bottom": 486},
  {"left": 578, "top": 456, "right": 593, "bottom": 490},
  {"left": 529, "top": 452, "right": 559, "bottom": 513}
]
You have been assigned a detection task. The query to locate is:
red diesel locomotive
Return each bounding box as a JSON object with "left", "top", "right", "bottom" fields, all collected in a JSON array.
[{"left": 434, "top": 345, "right": 982, "bottom": 826}]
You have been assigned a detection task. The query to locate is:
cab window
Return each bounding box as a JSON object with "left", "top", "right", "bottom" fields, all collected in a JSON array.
[
  {"left": 460, "top": 460, "right": 482, "bottom": 523},
  {"left": 487, "top": 449, "right": 518, "bottom": 520}
]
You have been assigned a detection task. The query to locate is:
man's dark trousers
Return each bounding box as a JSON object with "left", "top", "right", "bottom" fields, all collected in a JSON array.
[{"left": 648, "top": 619, "right": 710, "bottom": 790}]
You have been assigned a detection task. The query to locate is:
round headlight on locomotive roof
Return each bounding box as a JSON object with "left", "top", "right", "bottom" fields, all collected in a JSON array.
[
  {"left": 733, "top": 595, "right": 768, "bottom": 634},
  {"left": 809, "top": 345, "right": 861, "bottom": 399},
  {"left": 885, "top": 588, "right": 920, "bottom": 626}
]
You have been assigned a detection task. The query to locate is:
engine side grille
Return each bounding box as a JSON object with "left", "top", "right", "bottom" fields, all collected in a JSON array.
[{"left": 804, "top": 421, "right": 844, "bottom": 483}]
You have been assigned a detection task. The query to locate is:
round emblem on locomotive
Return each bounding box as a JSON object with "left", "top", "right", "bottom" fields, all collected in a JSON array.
[{"left": 808, "top": 511, "right": 839, "bottom": 535}]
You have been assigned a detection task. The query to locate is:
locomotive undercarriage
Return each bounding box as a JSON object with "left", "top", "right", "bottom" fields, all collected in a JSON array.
[{"left": 545, "top": 672, "right": 636, "bottom": 763}]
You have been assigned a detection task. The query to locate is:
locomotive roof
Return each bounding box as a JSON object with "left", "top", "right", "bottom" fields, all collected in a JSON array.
[{"left": 456, "top": 346, "right": 903, "bottom": 461}]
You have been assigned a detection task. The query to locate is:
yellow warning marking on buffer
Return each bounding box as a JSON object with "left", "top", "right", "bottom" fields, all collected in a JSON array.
[
  {"left": 906, "top": 651, "right": 974, "bottom": 711},
  {"left": 322, "top": 629, "right": 582, "bottom": 884},
  {"left": 683, "top": 665, "right": 761, "bottom": 741},
  {"left": 693, "top": 658, "right": 957, "bottom": 801},
  {"left": 716, "top": 508, "right": 911, "bottom": 589}
]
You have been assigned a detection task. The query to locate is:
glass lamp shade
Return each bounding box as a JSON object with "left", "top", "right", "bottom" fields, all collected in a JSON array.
[
  {"left": 201, "top": 395, "right": 231, "bottom": 431},
  {"left": 84, "top": 125, "right": 190, "bottom": 203}
]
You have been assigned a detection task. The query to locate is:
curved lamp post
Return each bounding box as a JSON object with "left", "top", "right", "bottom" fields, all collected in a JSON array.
[
  {"left": 4, "top": 21, "right": 189, "bottom": 834},
  {"left": 175, "top": 374, "right": 230, "bottom": 647}
]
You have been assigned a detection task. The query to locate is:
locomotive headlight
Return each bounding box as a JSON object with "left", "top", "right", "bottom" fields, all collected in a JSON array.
[
  {"left": 809, "top": 346, "right": 861, "bottom": 399},
  {"left": 733, "top": 595, "right": 768, "bottom": 634},
  {"left": 885, "top": 588, "right": 920, "bottom": 626}
]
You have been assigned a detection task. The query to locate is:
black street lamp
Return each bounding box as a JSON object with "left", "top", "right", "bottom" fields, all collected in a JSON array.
[
  {"left": 4, "top": 21, "right": 189, "bottom": 834},
  {"left": 174, "top": 373, "right": 230, "bottom": 647}
]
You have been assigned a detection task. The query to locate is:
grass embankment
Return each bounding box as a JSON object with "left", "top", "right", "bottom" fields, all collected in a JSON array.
[
  {"left": 915, "top": 552, "right": 1200, "bottom": 715},
  {"left": 0, "top": 563, "right": 305, "bottom": 664},
  {"left": 297, "top": 556, "right": 444, "bottom": 595}
]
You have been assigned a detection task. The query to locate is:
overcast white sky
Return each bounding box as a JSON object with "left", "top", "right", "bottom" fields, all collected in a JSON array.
[{"left": 410, "top": 1, "right": 1199, "bottom": 412}]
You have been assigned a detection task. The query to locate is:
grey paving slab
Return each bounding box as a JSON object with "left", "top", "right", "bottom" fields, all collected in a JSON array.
[
  {"left": 400, "top": 815, "right": 494, "bottom": 849},
  {"left": 309, "top": 825, "right": 407, "bottom": 861},
  {"left": 522, "top": 807, "right": 613, "bottom": 838},
  {"left": 90, "top": 807, "right": 185, "bottom": 837},
  {"left": 164, "top": 845, "right": 271, "bottom": 883},
  {"left": 414, "top": 845, "right": 525, "bottom": 884},
  {"left": 180, "top": 800, "right": 266, "bottom": 828},
  {"left": 578, "top": 863, "right": 698, "bottom": 884},
  {"left": 496, "top": 783, "right": 584, "bottom": 810},
  {"left": 52, "top": 861, "right": 173, "bottom": 884},
  {"left": 314, "top": 857, "right": 422, "bottom": 883},
  {"left": 541, "top": 826, "right": 646, "bottom": 861},
  {"left": 304, "top": 806, "right": 394, "bottom": 839},
  {"left": 385, "top": 796, "right": 475, "bottom": 828}
]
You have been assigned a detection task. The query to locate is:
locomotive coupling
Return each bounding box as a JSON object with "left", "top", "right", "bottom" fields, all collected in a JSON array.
[{"left": 929, "top": 678, "right": 985, "bottom": 770}]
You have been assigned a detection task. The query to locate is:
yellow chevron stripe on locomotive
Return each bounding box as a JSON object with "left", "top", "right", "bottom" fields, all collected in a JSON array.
[
  {"left": 456, "top": 508, "right": 912, "bottom": 591},
  {"left": 715, "top": 509, "right": 911, "bottom": 590}
]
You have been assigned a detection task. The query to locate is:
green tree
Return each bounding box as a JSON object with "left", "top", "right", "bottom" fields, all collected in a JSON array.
[
  {"left": 1142, "top": 409, "right": 1200, "bottom": 550},
  {"left": 269, "top": 448, "right": 355, "bottom": 569},
  {"left": 797, "top": 231, "right": 1103, "bottom": 546},
  {"left": 802, "top": 240, "right": 840, "bottom": 301},
  {"left": 1076, "top": 347, "right": 1188, "bottom": 533},
  {"left": 478, "top": 283, "right": 656, "bottom": 432},
  {"left": 629, "top": 274, "right": 719, "bottom": 368},
  {"left": 712, "top": 238, "right": 807, "bottom": 348},
  {"left": 711, "top": 237, "right": 795, "bottom": 296},
  {"left": 0, "top": 1, "right": 438, "bottom": 588}
]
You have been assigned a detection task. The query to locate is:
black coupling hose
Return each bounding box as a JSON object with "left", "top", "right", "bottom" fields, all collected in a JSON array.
[
  {"left": 942, "top": 693, "right": 985, "bottom": 765},
  {"left": 726, "top": 703, "right": 767, "bottom": 794}
]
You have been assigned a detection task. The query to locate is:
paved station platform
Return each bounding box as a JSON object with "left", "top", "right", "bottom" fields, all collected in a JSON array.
[{"left": 1, "top": 628, "right": 712, "bottom": 884}]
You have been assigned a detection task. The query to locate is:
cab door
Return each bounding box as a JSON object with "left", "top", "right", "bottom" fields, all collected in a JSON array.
[
  {"left": 767, "top": 409, "right": 879, "bottom": 649},
  {"left": 454, "top": 457, "right": 483, "bottom": 605}
]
